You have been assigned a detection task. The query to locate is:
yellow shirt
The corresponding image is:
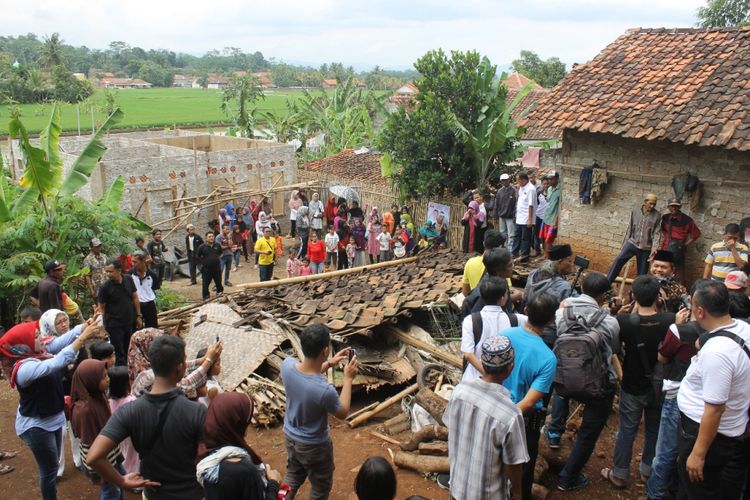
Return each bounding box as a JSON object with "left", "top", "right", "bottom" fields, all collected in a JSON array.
[
  {"left": 462, "top": 255, "right": 513, "bottom": 291},
  {"left": 255, "top": 237, "right": 276, "bottom": 266}
]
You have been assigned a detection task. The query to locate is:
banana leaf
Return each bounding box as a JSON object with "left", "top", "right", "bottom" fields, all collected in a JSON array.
[
  {"left": 100, "top": 175, "right": 124, "bottom": 211},
  {"left": 9, "top": 117, "right": 57, "bottom": 198},
  {"left": 38, "top": 103, "right": 63, "bottom": 191},
  {"left": 0, "top": 156, "right": 11, "bottom": 222},
  {"left": 59, "top": 108, "right": 124, "bottom": 197}
]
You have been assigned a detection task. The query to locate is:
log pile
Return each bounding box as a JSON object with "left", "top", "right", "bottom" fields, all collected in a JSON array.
[{"left": 239, "top": 374, "right": 287, "bottom": 427}]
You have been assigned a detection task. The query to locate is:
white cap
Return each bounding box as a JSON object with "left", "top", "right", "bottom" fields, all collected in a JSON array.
[{"left": 500, "top": 173, "right": 510, "bottom": 180}]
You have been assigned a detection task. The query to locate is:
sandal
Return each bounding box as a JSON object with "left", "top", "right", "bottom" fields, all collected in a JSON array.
[
  {"left": 601, "top": 467, "right": 627, "bottom": 489},
  {"left": 0, "top": 452, "right": 17, "bottom": 460},
  {"left": 0, "top": 464, "right": 14, "bottom": 475}
]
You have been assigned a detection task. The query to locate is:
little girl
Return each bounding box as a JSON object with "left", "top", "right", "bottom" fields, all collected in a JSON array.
[
  {"left": 377, "top": 226, "right": 392, "bottom": 262},
  {"left": 71, "top": 359, "right": 125, "bottom": 498},
  {"left": 286, "top": 248, "right": 301, "bottom": 278},
  {"left": 346, "top": 240, "right": 356, "bottom": 268},
  {"left": 196, "top": 347, "right": 224, "bottom": 407},
  {"left": 299, "top": 257, "right": 313, "bottom": 276},
  {"left": 107, "top": 366, "right": 140, "bottom": 475}
]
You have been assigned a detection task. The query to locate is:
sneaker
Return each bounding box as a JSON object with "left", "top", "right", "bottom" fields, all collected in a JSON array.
[
  {"left": 558, "top": 473, "right": 590, "bottom": 492},
  {"left": 225, "top": 281, "right": 233, "bottom": 287},
  {"left": 544, "top": 428, "right": 561, "bottom": 449},
  {"left": 436, "top": 473, "right": 450, "bottom": 490},
  {"left": 233, "top": 266, "right": 238, "bottom": 272}
]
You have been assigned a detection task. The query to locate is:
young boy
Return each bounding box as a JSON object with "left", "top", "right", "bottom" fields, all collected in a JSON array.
[
  {"left": 703, "top": 223, "right": 749, "bottom": 282},
  {"left": 281, "top": 325, "right": 358, "bottom": 498},
  {"left": 377, "top": 226, "right": 392, "bottom": 262},
  {"left": 324, "top": 225, "right": 339, "bottom": 271}
]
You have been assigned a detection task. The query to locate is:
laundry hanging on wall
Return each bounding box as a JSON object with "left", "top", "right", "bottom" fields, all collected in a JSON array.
[{"left": 579, "top": 162, "right": 608, "bottom": 205}]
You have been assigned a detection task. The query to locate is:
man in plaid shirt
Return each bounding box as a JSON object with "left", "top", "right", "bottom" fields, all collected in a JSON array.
[{"left": 444, "top": 336, "right": 529, "bottom": 499}]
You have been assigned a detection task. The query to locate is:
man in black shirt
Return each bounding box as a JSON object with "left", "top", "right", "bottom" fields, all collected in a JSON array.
[
  {"left": 30, "top": 260, "right": 66, "bottom": 312},
  {"left": 602, "top": 275, "right": 674, "bottom": 488},
  {"left": 89, "top": 335, "right": 211, "bottom": 500},
  {"left": 146, "top": 229, "right": 169, "bottom": 282},
  {"left": 196, "top": 231, "right": 223, "bottom": 301},
  {"left": 184, "top": 224, "right": 203, "bottom": 285},
  {"left": 98, "top": 259, "right": 141, "bottom": 366}
]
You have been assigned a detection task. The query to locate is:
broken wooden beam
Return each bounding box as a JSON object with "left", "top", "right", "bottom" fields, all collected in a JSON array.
[
  {"left": 393, "top": 451, "right": 449, "bottom": 474},
  {"left": 348, "top": 383, "right": 419, "bottom": 428},
  {"left": 400, "top": 424, "right": 449, "bottom": 452},
  {"left": 414, "top": 387, "right": 448, "bottom": 426},
  {"left": 418, "top": 442, "right": 448, "bottom": 456},
  {"left": 386, "top": 327, "right": 462, "bottom": 368}
]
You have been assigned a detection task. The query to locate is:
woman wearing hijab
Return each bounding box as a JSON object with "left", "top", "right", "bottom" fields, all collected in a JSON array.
[
  {"left": 461, "top": 200, "right": 485, "bottom": 253},
  {"left": 309, "top": 193, "right": 325, "bottom": 237},
  {"left": 218, "top": 208, "right": 228, "bottom": 232},
  {"left": 0, "top": 318, "right": 99, "bottom": 499},
  {"left": 197, "top": 393, "right": 282, "bottom": 499},
  {"left": 288, "top": 190, "right": 302, "bottom": 238},
  {"left": 382, "top": 210, "right": 395, "bottom": 235},
  {"left": 366, "top": 213, "right": 383, "bottom": 264},
  {"left": 419, "top": 221, "right": 439, "bottom": 249},
  {"left": 350, "top": 217, "right": 368, "bottom": 267},
  {"left": 324, "top": 194, "right": 337, "bottom": 228},
  {"left": 400, "top": 212, "right": 415, "bottom": 235},
  {"left": 70, "top": 359, "right": 125, "bottom": 499},
  {"left": 126, "top": 328, "right": 162, "bottom": 385},
  {"left": 296, "top": 206, "right": 311, "bottom": 260}
]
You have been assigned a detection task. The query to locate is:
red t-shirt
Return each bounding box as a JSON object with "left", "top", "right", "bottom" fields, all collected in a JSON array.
[{"left": 307, "top": 240, "right": 327, "bottom": 263}]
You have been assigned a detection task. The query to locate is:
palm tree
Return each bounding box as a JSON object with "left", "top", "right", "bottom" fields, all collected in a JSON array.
[
  {"left": 220, "top": 75, "right": 265, "bottom": 137},
  {"left": 41, "top": 33, "right": 67, "bottom": 69}
]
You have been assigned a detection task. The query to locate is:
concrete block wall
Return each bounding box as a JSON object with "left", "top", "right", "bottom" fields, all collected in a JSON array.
[{"left": 556, "top": 129, "right": 750, "bottom": 281}]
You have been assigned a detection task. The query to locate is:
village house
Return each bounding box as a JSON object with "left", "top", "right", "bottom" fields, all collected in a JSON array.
[
  {"left": 172, "top": 74, "right": 194, "bottom": 88},
  {"left": 322, "top": 78, "right": 338, "bottom": 89},
  {"left": 98, "top": 77, "right": 153, "bottom": 89},
  {"left": 524, "top": 27, "right": 750, "bottom": 280}
]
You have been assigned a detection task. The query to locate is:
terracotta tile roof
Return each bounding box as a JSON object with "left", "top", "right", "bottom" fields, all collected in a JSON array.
[
  {"left": 508, "top": 88, "right": 561, "bottom": 141},
  {"left": 503, "top": 72, "right": 543, "bottom": 91},
  {"left": 322, "top": 79, "right": 338, "bottom": 86},
  {"left": 303, "top": 148, "right": 389, "bottom": 188},
  {"left": 524, "top": 27, "right": 750, "bottom": 151}
]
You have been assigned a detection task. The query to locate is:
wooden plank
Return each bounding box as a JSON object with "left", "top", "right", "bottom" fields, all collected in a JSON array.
[{"left": 386, "top": 327, "right": 462, "bottom": 368}]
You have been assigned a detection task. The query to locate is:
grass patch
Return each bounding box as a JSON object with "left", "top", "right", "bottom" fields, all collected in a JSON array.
[
  {"left": 0, "top": 87, "right": 306, "bottom": 135},
  {"left": 155, "top": 288, "right": 190, "bottom": 311}
]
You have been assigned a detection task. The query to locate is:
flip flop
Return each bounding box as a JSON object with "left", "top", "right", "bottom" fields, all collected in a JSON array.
[
  {"left": 0, "top": 452, "right": 17, "bottom": 460},
  {"left": 0, "top": 464, "right": 14, "bottom": 475},
  {"left": 601, "top": 467, "right": 627, "bottom": 489}
]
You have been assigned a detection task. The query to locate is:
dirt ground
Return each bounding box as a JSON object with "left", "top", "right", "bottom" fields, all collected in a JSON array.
[{"left": 0, "top": 238, "right": 648, "bottom": 499}]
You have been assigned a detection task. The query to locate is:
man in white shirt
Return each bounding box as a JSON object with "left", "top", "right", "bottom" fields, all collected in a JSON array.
[
  {"left": 513, "top": 172, "right": 537, "bottom": 262},
  {"left": 676, "top": 280, "right": 750, "bottom": 499},
  {"left": 461, "top": 276, "right": 527, "bottom": 383},
  {"left": 129, "top": 251, "right": 161, "bottom": 328}
]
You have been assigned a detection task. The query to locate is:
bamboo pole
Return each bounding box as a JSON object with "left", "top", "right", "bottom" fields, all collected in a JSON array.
[
  {"left": 164, "top": 180, "right": 320, "bottom": 205},
  {"left": 152, "top": 187, "right": 220, "bottom": 229},
  {"left": 236, "top": 256, "right": 419, "bottom": 290},
  {"left": 385, "top": 326, "right": 463, "bottom": 368},
  {"left": 349, "top": 383, "right": 419, "bottom": 428}
]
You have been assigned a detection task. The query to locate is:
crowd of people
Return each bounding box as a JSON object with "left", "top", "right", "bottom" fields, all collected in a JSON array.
[{"left": 446, "top": 190, "right": 750, "bottom": 498}]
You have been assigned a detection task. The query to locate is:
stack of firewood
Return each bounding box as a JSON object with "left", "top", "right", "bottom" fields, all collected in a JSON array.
[{"left": 238, "top": 374, "right": 287, "bottom": 427}]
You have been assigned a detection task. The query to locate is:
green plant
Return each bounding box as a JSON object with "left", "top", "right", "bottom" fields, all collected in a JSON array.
[
  {"left": 221, "top": 75, "right": 265, "bottom": 137},
  {"left": 155, "top": 288, "right": 189, "bottom": 311}
]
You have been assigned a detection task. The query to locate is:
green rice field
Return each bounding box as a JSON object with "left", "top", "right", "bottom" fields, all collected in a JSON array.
[{"left": 0, "top": 87, "right": 305, "bottom": 135}]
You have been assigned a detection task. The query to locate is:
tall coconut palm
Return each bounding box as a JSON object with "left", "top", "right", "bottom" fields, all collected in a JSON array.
[{"left": 40, "top": 33, "right": 68, "bottom": 69}]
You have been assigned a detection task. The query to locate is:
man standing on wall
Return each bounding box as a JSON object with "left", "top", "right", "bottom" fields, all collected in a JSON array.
[
  {"left": 493, "top": 174, "right": 517, "bottom": 251},
  {"left": 606, "top": 194, "right": 661, "bottom": 283},
  {"left": 514, "top": 173, "right": 537, "bottom": 263},
  {"left": 659, "top": 199, "right": 700, "bottom": 284},
  {"left": 184, "top": 224, "right": 203, "bottom": 286}
]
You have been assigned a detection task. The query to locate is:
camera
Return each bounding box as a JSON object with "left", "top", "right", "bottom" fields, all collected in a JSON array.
[
  {"left": 680, "top": 294, "right": 691, "bottom": 311},
  {"left": 574, "top": 255, "right": 590, "bottom": 269}
]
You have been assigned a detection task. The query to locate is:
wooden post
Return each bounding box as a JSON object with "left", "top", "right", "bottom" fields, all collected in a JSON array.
[
  {"left": 385, "top": 327, "right": 462, "bottom": 368},
  {"left": 348, "top": 383, "right": 419, "bottom": 428}
]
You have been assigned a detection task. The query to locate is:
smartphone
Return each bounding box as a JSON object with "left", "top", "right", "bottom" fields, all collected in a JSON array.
[
  {"left": 216, "top": 335, "right": 220, "bottom": 343},
  {"left": 574, "top": 255, "right": 590, "bottom": 269},
  {"left": 348, "top": 348, "right": 357, "bottom": 361}
]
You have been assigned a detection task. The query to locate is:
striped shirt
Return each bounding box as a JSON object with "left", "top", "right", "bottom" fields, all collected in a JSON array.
[
  {"left": 443, "top": 379, "right": 529, "bottom": 500},
  {"left": 705, "top": 241, "right": 749, "bottom": 281}
]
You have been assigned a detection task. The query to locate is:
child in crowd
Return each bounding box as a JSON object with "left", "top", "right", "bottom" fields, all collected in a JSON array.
[
  {"left": 274, "top": 227, "right": 284, "bottom": 262},
  {"left": 89, "top": 341, "right": 116, "bottom": 369},
  {"left": 324, "top": 225, "right": 339, "bottom": 271},
  {"left": 107, "top": 366, "right": 140, "bottom": 475},
  {"left": 392, "top": 227, "right": 407, "bottom": 258},
  {"left": 299, "top": 257, "right": 313, "bottom": 276},
  {"left": 378, "top": 226, "right": 392, "bottom": 262},
  {"left": 346, "top": 240, "right": 356, "bottom": 269},
  {"left": 195, "top": 347, "right": 224, "bottom": 407},
  {"left": 71, "top": 359, "right": 125, "bottom": 499},
  {"left": 19, "top": 305, "right": 42, "bottom": 323},
  {"left": 287, "top": 247, "right": 301, "bottom": 278},
  {"left": 231, "top": 224, "right": 243, "bottom": 272}
]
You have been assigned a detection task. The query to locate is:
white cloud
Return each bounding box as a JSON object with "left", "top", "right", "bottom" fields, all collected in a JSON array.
[{"left": 0, "top": 0, "right": 706, "bottom": 68}]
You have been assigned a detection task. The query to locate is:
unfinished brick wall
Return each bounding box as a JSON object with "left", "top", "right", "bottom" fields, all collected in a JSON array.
[{"left": 555, "top": 129, "right": 750, "bottom": 282}]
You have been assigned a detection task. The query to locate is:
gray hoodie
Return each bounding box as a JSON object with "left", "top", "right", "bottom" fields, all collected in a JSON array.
[
  {"left": 525, "top": 269, "right": 578, "bottom": 346},
  {"left": 556, "top": 294, "right": 621, "bottom": 387}
]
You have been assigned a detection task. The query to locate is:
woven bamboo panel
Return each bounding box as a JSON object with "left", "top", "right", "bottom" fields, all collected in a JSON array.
[{"left": 186, "top": 304, "right": 285, "bottom": 391}]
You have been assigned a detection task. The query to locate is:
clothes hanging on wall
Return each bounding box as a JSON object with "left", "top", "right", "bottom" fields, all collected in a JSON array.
[
  {"left": 579, "top": 165, "right": 594, "bottom": 204},
  {"left": 590, "top": 166, "right": 608, "bottom": 204},
  {"left": 671, "top": 173, "right": 702, "bottom": 210},
  {"left": 579, "top": 163, "right": 607, "bottom": 204}
]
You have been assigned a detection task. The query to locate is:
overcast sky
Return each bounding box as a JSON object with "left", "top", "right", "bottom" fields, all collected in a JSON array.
[{"left": 1, "top": 0, "right": 705, "bottom": 70}]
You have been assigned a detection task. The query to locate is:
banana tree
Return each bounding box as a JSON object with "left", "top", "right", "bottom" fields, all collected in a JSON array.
[
  {"left": 453, "top": 57, "right": 534, "bottom": 188},
  {"left": 8, "top": 102, "right": 124, "bottom": 226}
]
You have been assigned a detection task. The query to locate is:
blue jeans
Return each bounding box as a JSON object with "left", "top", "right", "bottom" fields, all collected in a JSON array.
[
  {"left": 220, "top": 254, "right": 233, "bottom": 283},
  {"left": 612, "top": 389, "right": 661, "bottom": 481},
  {"left": 21, "top": 426, "right": 63, "bottom": 500},
  {"left": 311, "top": 261, "right": 324, "bottom": 274},
  {"left": 497, "top": 217, "right": 516, "bottom": 251},
  {"left": 647, "top": 395, "right": 679, "bottom": 499},
  {"left": 258, "top": 263, "right": 273, "bottom": 282},
  {"left": 547, "top": 391, "right": 569, "bottom": 436},
  {"left": 100, "top": 462, "right": 127, "bottom": 500},
  {"left": 533, "top": 216, "right": 544, "bottom": 252},
  {"left": 607, "top": 241, "right": 650, "bottom": 282},
  {"left": 559, "top": 393, "right": 614, "bottom": 484},
  {"left": 232, "top": 250, "right": 241, "bottom": 268},
  {"left": 513, "top": 223, "right": 533, "bottom": 257}
]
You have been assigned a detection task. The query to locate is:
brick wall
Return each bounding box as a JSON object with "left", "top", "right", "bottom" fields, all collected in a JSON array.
[{"left": 556, "top": 129, "right": 750, "bottom": 281}]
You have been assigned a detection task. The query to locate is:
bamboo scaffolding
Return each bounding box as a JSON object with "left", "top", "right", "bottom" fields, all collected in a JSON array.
[{"left": 152, "top": 188, "right": 220, "bottom": 229}]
